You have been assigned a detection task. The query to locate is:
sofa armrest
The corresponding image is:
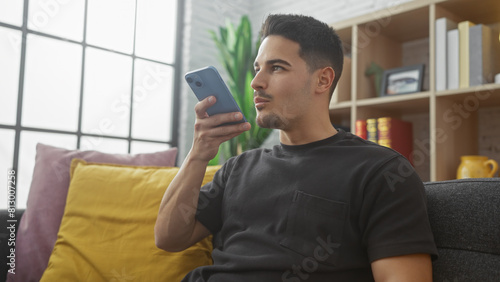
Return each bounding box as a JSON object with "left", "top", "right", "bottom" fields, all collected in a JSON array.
[
  {"left": 0, "top": 209, "right": 24, "bottom": 280},
  {"left": 425, "top": 178, "right": 500, "bottom": 280}
]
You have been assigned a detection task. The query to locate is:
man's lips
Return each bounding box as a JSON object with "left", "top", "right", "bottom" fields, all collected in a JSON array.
[{"left": 254, "top": 97, "right": 269, "bottom": 109}]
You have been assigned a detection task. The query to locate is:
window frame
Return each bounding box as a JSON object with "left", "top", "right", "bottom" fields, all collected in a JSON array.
[{"left": 0, "top": 0, "right": 184, "bottom": 208}]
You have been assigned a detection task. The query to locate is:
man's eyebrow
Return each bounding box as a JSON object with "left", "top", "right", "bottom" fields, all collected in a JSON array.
[{"left": 254, "top": 59, "right": 292, "bottom": 68}]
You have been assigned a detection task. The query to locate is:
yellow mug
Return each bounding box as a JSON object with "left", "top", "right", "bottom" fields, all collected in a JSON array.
[{"left": 457, "top": 155, "right": 499, "bottom": 179}]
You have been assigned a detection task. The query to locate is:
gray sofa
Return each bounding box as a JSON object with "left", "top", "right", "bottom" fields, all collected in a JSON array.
[
  {"left": 1, "top": 178, "right": 499, "bottom": 281},
  {"left": 426, "top": 178, "right": 500, "bottom": 281}
]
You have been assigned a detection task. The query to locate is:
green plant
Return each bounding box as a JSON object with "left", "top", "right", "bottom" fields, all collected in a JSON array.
[{"left": 208, "top": 15, "right": 272, "bottom": 164}]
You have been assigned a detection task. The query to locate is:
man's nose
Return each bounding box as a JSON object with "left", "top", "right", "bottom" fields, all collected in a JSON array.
[{"left": 251, "top": 70, "right": 267, "bottom": 91}]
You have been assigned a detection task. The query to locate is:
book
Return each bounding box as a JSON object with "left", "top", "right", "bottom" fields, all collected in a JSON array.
[
  {"left": 447, "top": 29, "right": 460, "bottom": 90},
  {"left": 469, "top": 24, "right": 500, "bottom": 86},
  {"left": 458, "top": 21, "right": 475, "bottom": 88},
  {"left": 377, "top": 117, "right": 413, "bottom": 164},
  {"left": 355, "top": 120, "right": 367, "bottom": 139},
  {"left": 366, "top": 118, "right": 378, "bottom": 143},
  {"left": 435, "top": 18, "right": 457, "bottom": 91}
]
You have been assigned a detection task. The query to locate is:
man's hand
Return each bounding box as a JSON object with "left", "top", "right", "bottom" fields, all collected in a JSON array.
[
  {"left": 191, "top": 96, "right": 251, "bottom": 162},
  {"left": 155, "top": 96, "right": 250, "bottom": 252}
]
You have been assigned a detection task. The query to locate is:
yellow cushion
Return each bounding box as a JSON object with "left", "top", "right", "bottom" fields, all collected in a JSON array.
[{"left": 41, "top": 159, "right": 220, "bottom": 282}]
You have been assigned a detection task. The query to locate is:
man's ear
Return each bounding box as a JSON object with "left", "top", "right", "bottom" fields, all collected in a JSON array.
[{"left": 316, "top": 67, "right": 335, "bottom": 94}]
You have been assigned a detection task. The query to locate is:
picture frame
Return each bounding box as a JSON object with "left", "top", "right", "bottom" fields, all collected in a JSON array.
[{"left": 380, "top": 64, "right": 425, "bottom": 96}]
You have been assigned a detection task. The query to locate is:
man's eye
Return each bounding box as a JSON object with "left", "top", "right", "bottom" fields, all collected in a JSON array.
[{"left": 272, "top": 66, "right": 283, "bottom": 71}]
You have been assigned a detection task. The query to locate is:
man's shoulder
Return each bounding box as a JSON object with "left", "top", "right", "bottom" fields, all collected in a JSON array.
[{"left": 334, "top": 130, "right": 404, "bottom": 159}]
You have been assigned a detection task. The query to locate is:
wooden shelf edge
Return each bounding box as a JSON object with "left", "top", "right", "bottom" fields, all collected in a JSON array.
[
  {"left": 436, "top": 83, "right": 500, "bottom": 97},
  {"left": 329, "top": 101, "right": 352, "bottom": 110},
  {"left": 356, "top": 91, "right": 431, "bottom": 107},
  {"left": 331, "top": 0, "right": 440, "bottom": 30}
]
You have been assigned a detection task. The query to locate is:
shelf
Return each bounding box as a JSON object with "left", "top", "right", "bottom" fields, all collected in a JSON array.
[
  {"left": 436, "top": 83, "right": 500, "bottom": 100},
  {"left": 355, "top": 6, "right": 430, "bottom": 100},
  {"left": 358, "top": 7, "right": 429, "bottom": 43},
  {"left": 329, "top": 0, "right": 500, "bottom": 181},
  {"left": 357, "top": 91, "right": 430, "bottom": 107},
  {"left": 329, "top": 100, "right": 352, "bottom": 110},
  {"left": 331, "top": 0, "right": 434, "bottom": 31},
  {"left": 355, "top": 92, "right": 429, "bottom": 118},
  {"left": 436, "top": 83, "right": 500, "bottom": 96},
  {"left": 436, "top": 0, "right": 500, "bottom": 25},
  {"left": 436, "top": 83, "right": 500, "bottom": 108}
]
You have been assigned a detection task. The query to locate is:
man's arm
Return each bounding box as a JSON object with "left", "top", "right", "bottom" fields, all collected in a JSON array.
[
  {"left": 154, "top": 96, "right": 250, "bottom": 252},
  {"left": 371, "top": 253, "right": 432, "bottom": 282}
]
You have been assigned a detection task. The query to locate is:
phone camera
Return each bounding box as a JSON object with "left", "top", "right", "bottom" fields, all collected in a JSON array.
[
  {"left": 186, "top": 77, "right": 193, "bottom": 83},
  {"left": 195, "top": 81, "right": 202, "bottom": 87}
]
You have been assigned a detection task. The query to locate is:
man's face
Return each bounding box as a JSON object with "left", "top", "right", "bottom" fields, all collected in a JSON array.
[{"left": 251, "top": 35, "right": 315, "bottom": 130}]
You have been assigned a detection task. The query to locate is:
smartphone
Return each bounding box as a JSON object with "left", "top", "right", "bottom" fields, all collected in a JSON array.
[{"left": 185, "top": 66, "right": 247, "bottom": 125}]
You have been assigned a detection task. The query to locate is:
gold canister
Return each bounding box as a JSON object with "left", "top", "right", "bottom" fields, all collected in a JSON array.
[{"left": 457, "top": 155, "right": 499, "bottom": 179}]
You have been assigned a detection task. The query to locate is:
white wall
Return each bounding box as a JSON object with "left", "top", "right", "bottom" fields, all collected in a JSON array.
[
  {"left": 178, "top": 0, "right": 415, "bottom": 163},
  {"left": 249, "top": 0, "right": 414, "bottom": 30}
]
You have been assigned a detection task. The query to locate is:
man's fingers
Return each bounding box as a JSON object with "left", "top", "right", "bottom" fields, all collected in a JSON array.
[
  {"left": 195, "top": 119, "right": 250, "bottom": 140},
  {"left": 193, "top": 95, "right": 249, "bottom": 140},
  {"left": 194, "top": 96, "right": 216, "bottom": 119},
  {"left": 194, "top": 96, "right": 246, "bottom": 126},
  {"left": 191, "top": 121, "right": 250, "bottom": 161},
  {"left": 191, "top": 96, "right": 250, "bottom": 162},
  {"left": 196, "top": 111, "right": 245, "bottom": 130},
  {"left": 210, "top": 112, "right": 244, "bottom": 127},
  {"left": 211, "top": 122, "right": 251, "bottom": 137}
]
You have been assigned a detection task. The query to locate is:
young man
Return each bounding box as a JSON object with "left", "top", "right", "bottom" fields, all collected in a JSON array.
[{"left": 155, "top": 14, "right": 438, "bottom": 281}]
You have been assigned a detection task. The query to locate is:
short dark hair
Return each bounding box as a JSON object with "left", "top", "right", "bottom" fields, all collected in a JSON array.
[{"left": 260, "top": 14, "right": 344, "bottom": 95}]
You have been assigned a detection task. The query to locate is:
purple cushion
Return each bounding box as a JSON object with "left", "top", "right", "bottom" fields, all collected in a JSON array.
[{"left": 7, "top": 143, "right": 177, "bottom": 282}]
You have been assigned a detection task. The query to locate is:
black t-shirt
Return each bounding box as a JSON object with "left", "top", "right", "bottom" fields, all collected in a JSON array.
[{"left": 182, "top": 129, "right": 438, "bottom": 282}]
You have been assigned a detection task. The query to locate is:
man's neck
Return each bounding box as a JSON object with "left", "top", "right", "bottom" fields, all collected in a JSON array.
[{"left": 279, "top": 123, "right": 338, "bottom": 146}]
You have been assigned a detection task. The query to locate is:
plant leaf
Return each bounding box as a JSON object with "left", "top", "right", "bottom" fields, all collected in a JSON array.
[{"left": 209, "top": 15, "right": 271, "bottom": 163}]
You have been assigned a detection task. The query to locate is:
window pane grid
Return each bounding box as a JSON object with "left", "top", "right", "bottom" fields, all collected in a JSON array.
[
  {"left": 0, "top": 0, "right": 182, "bottom": 209},
  {"left": 0, "top": 125, "right": 170, "bottom": 144},
  {"left": 0, "top": 22, "right": 177, "bottom": 69},
  {"left": 0, "top": 21, "right": 22, "bottom": 30}
]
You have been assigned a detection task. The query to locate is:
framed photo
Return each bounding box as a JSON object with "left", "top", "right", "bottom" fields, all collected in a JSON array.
[{"left": 380, "top": 64, "right": 425, "bottom": 96}]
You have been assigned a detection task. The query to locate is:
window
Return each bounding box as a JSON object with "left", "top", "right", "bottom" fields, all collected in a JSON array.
[{"left": 0, "top": 0, "right": 183, "bottom": 209}]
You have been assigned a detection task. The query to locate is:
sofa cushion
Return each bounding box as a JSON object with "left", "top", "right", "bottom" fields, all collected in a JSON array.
[
  {"left": 8, "top": 143, "right": 177, "bottom": 282},
  {"left": 40, "top": 159, "right": 218, "bottom": 281},
  {"left": 425, "top": 178, "right": 500, "bottom": 281},
  {"left": 431, "top": 249, "right": 500, "bottom": 281}
]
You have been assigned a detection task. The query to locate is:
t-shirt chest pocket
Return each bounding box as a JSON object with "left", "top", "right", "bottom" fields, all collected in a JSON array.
[{"left": 280, "top": 190, "right": 347, "bottom": 266}]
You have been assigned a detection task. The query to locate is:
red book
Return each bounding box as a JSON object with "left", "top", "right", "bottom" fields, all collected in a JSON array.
[
  {"left": 355, "top": 120, "right": 367, "bottom": 139},
  {"left": 377, "top": 117, "right": 413, "bottom": 164}
]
